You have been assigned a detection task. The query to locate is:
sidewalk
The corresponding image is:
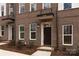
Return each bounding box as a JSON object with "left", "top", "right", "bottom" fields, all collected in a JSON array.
[
  {"left": 0, "top": 49, "right": 29, "bottom": 56},
  {"left": 32, "top": 50, "right": 51, "bottom": 56}
]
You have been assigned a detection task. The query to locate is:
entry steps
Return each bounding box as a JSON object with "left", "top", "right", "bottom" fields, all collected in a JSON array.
[{"left": 37, "top": 46, "right": 54, "bottom": 51}]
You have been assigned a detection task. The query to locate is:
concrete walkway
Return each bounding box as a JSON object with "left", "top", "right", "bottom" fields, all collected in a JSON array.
[
  {"left": 32, "top": 47, "right": 52, "bottom": 56},
  {"left": 32, "top": 50, "right": 51, "bottom": 56},
  {"left": 0, "top": 41, "right": 8, "bottom": 45},
  {"left": 0, "top": 49, "right": 29, "bottom": 56}
]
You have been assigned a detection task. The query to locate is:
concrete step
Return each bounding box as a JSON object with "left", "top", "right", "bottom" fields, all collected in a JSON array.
[
  {"left": 32, "top": 50, "right": 51, "bottom": 56},
  {"left": 37, "top": 47, "right": 54, "bottom": 51}
]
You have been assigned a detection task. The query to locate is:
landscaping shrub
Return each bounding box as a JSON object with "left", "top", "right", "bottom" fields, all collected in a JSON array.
[
  {"left": 16, "top": 40, "right": 24, "bottom": 49},
  {"left": 8, "top": 40, "right": 15, "bottom": 46},
  {"left": 27, "top": 42, "right": 34, "bottom": 49}
]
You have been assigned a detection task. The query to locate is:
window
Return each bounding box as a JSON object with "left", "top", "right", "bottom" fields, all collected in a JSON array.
[
  {"left": 43, "top": 3, "right": 51, "bottom": 9},
  {"left": 0, "top": 26, "right": 5, "bottom": 36},
  {"left": 19, "top": 3, "right": 25, "bottom": 14},
  {"left": 30, "top": 3, "right": 37, "bottom": 12},
  {"left": 19, "top": 25, "right": 24, "bottom": 40},
  {"left": 1, "top": 5, "right": 4, "bottom": 16},
  {"left": 9, "top": 4, "right": 14, "bottom": 16},
  {"left": 30, "top": 23, "right": 37, "bottom": 40},
  {"left": 0, "top": 4, "right": 6, "bottom": 16},
  {"left": 62, "top": 25, "right": 73, "bottom": 46},
  {"left": 64, "top": 3, "right": 71, "bottom": 9}
]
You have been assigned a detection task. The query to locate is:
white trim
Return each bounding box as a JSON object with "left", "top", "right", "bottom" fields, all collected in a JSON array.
[
  {"left": 42, "top": 3, "right": 51, "bottom": 9},
  {"left": 41, "top": 22, "right": 51, "bottom": 46},
  {"left": 30, "top": 3, "right": 37, "bottom": 12},
  {"left": 29, "top": 23, "right": 37, "bottom": 40},
  {"left": 41, "top": 23, "right": 44, "bottom": 45},
  {"left": 8, "top": 25, "right": 12, "bottom": 40},
  {"left": 19, "top": 25, "right": 24, "bottom": 40},
  {"left": 62, "top": 24, "right": 73, "bottom": 46},
  {"left": 0, "top": 26, "right": 2, "bottom": 37}
]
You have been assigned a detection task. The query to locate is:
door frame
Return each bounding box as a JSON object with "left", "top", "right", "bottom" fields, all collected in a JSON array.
[
  {"left": 41, "top": 22, "right": 51, "bottom": 46},
  {"left": 8, "top": 25, "right": 12, "bottom": 40}
]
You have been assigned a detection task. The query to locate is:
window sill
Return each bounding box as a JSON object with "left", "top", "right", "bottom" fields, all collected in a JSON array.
[
  {"left": 62, "top": 44, "right": 73, "bottom": 46},
  {"left": 30, "top": 39, "right": 36, "bottom": 40}
]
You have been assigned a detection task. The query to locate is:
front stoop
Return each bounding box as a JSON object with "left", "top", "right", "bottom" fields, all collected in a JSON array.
[
  {"left": 37, "top": 46, "right": 54, "bottom": 51},
  {"left": 31, "top": 47, "right": 53, "bottom": 56}
]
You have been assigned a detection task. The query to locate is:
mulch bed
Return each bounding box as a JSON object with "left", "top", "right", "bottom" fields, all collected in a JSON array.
[
  {"left": 51, "top": 50, "right": 66, "bottom": 56},
  {"left": 0, "top": 44, "right": 38, "bottom": 55}
]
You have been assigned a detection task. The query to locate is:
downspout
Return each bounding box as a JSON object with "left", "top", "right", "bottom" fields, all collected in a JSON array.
[{"left": 55, "top": 4, "right": 59, "bottom": 50}]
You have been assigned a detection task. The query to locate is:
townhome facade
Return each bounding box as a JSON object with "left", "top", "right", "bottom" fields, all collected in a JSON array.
[{"left": 0, "top": 3, "right": 79, "bottom": 53}]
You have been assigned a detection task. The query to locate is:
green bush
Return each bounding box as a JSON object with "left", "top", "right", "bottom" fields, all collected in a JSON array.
[
  {"left": 16, "top": 41, "right": 24, "bottom": 49},
  {"left": 8, "top": 40, "right": 15, "bottom": 46}
]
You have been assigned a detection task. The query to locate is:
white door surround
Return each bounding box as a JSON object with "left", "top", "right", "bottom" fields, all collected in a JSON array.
[
  {"left": 41, "top": 22, "right": 51, "bottom": 46},
  {"left": 8, "top": 25, "right": 12, "bottom": 40}
]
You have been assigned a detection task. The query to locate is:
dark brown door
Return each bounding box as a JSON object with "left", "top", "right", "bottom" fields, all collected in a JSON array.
[{"left": 44, "top": 27, "right": 51, "bottom": 46}]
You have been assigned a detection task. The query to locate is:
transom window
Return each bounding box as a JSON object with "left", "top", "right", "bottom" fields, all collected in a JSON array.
[
  {"left": 19, "top": 25, "right": 24, "bottom": 40},
  {"left": 30, "top": 3, "right": 37, "bottom": 12},
  {"left": 30, "top": 23, "right": 37, "bottom": 40},
  {"left": 62, "top": 25, "right": 73, "bottom": 46},
  {"left": 43, "top": 3, "right": 51, "bottom": 9},
  {"left": 19, "top": 3, "right": 25, "bottom": 14},
  {"left": 64, "top": 3, "right": 72, "bottom": 9}
]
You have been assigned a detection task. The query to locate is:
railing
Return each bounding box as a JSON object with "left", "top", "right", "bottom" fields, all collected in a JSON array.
[{"left": 37, "top": 8, "right": 54, "bottom": 17}]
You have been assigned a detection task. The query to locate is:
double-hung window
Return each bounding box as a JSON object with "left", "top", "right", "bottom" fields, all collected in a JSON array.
[
  {"left": 1, "top": 5, "right": 4, "bottom": 16},
  {"left": 0, "top": 4, "right": 6, "bottom": 16},
  {"left": 30, "top": 3, "right": 37, "bottom": 12},
  {"left": 64, "top": 3, "right": 72, "bottom": 9},
  {"left": 62, "top": 25, "right": 73, "bottom": 46},
  {"left": 19, "top": 3, "right": 25, "bottom": 14},
  {"left": 9, "top": 4, "right": 14, "bottom": 16},
  {"left": 19, "top": 25, "right": 24, "bottom": 40},
  {"left": 30, "top": 23, "right": 37, "bottom": 40},
  {"left": 43, "top": 3, "right": 51, "bottom": 9},
  {"left": 0, "top": 26, "right": 5, "bottom": 37}
]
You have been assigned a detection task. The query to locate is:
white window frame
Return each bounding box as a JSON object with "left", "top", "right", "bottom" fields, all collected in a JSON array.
[
  {"left": 42, "top": 3, "right": 51, "bottom": 9},
  {"left": 62, "top": 24, "right": 73, "bottom": 46},
  {"left": 19, "top": 25, "right": 24, "bottom": 40},
  {"left": 29, "top": 23, "right": 37, "bottom": 40},
  {"left": 30, "top": 3, "right": 37, "bottom": 12},
  {"left": 19, "top": 3, "right": 25, "bottom": 14},
  {"left": 9, "top": 4, "right": 13, "bottom": 15},
  {"left": 0, "top": 4, "right": 6, "bottom": 16},
  {"left": 0, "top": 26, "right": 5, "bottom": 37}
]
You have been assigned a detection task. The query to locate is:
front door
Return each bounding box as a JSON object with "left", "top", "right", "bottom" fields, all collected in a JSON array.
[{"left": 44, "top": 27, "right": 51, "bottom": 46}]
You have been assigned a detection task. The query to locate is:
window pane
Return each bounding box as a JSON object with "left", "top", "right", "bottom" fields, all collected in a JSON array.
[
  {"left": 20, "top": 3, "right": 25, "bottom": 13},
  {"left": 64, "top": 36, "right": 72, "bottom": 44},
  {"left": 20, "top": 26, "right": 24, "bottom": 32},
  {"left": 31, "top": 23, "right": 37, "bottom": 31},
  {"left": 64, "top": 3, "right": 71, "bottom": 9},
  {"left": 20, "top": 32, "right": 24, "bottom": 38},
  {"left": 64, "top": 25, "right": 72, "bottom": 34},
  {"left": 1, "top": 26, "right": 4, "bottom": 30},
  {"left": 2, "top": 31, "right": 4, "bottom": 36},
  {"left": 31, "top": 3, "right": 36, "bottom": 11},
  {"left": 44, "top": 3, "right": 50, "bottom": 9},
  {"left": 1, "top": 5, "right": 4, "bottom": 16},
  {"left": 31, "top": 32, "right": 36, "bottom": 39}
]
